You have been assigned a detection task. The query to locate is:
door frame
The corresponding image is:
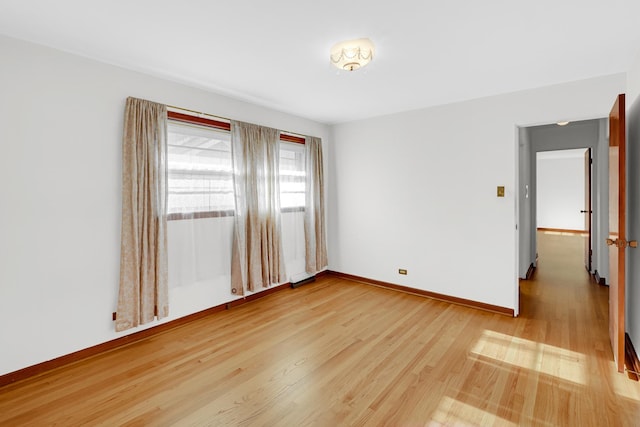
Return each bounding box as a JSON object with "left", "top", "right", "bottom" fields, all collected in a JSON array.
[{"left": 584, "top": 147, "right": 592, "bottom": 272}]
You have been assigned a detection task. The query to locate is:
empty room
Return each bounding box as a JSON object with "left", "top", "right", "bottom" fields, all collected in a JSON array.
[{"left": 2, "top": 1, "right": 640, "bottom": 425}]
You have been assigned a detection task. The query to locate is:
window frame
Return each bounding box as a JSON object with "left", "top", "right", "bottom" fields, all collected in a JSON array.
[
  {"left": 279, "top": 140, "right": 307, "bottom": 214},
  {"left": 280, "top": 133, "right": 306, "bottom": 214},
  {"left": 166, "top": 111, "right": 234, "bottom": 221}
]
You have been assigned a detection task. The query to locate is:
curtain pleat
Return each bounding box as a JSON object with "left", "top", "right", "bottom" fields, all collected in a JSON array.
[
  {"left": 116, "top": 97, "right": 168, "bottom": 332},
  {"left": 231, "top": 121, "right": 286, "bottom": 295},
  {"left": 304, "top": 137, "right": 328, "bottom": 274}
]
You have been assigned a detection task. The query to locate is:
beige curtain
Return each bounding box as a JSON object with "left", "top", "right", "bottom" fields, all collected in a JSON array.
[
  {"left": 230, "top": 121, "right": 286, "bottom": 295},
  {"left": 116, "top": 97, "right": 169, "bottom": 332},
  {"left": 304, "top": 136, "right": 328, "bottom": 274}
]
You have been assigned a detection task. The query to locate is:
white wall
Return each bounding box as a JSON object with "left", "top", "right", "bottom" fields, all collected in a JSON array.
[
  {"left": 0, "top": 35, "right": 329, "bottom": 376},
  {"left": 628, "top": 53, "right": 640, "bottom": 106},
  {"left": 329, "top": 74, "right": 625, "bottom": 314},
  {"left": 536, "top": 150, "right": 586, "bottom": 230},
  {"left": 627, "top": 52, "right": 640, "bottom": 351}
]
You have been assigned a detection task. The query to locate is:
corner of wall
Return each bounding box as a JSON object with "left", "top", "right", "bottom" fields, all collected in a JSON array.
[{"left": 627, "top": 50, "right": 640, "bottom": 107}]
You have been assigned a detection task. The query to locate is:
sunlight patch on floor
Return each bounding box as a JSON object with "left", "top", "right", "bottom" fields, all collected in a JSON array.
[
  {"left": 430, "top": 396, "right": 518, "bottom": 426},
  {"left": 541, "top": 230, "right": 587, "bottom": 236},
  {"left": 471, "top": 330, "right": 586, "bottom": 385}
]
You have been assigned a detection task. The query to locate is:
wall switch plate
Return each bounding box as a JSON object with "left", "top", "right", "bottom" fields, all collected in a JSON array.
[
  {"left": 398, "top": 269, "right": 407, "bottom": 275},
  {"left": 497, "top": 186, "right": 505, "bottom": 197}
]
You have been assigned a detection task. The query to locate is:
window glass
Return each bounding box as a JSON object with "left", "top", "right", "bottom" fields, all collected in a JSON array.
[
  {"left": 167, "top": 121, "right": 233, "bottom": 217},
  {"left": 279, "top": 142, "right": 305, "bottom": 210}
]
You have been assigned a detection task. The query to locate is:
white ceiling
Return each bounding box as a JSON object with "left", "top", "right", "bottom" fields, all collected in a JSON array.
[{"left": 1, "top": 0, "right": 640, "bottom": 124}]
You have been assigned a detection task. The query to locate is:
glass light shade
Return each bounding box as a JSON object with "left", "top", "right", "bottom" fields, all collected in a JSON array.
[{"left": 330, "top": 38, "right": 375, "bottom": 71}]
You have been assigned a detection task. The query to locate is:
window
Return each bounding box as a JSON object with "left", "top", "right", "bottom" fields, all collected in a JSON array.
[
  {"left": 279, "top": 141, "right": 306, "bottom": 211},
  {"left": 167, "top": 109, "right": 307, "bottom": 219},
  {"left": 167, "top": 120, "right": 233, "bottom": 219}
]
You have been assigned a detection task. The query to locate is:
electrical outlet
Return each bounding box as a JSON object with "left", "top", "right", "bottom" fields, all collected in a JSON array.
[{"left": 398, "top": 269, "right": 407, "bottom": 275}]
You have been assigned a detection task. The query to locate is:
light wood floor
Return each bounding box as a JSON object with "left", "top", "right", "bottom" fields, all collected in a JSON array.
[{"left": 1, "top": 233, "right": 639, "bottom": 426}]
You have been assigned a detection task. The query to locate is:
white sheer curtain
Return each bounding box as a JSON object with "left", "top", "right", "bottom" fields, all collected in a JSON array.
[
  {"left": 304, "top": 136, "right": 328, "bottom": 274},
  {"left": 230, "top": 121, "right": 287, "bottom": 295},
  {"left": 116, "top": 97, "right": 168, "bottom": 332},
  {"left": 279, "top": 142, "right": 307, "bottom": 280},
  {"left": 166, "top": 121, "right": 233, "bottom": 304}
]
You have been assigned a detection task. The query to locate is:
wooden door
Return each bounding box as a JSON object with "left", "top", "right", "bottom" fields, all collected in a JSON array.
[
  {"left": 608, "top": 94, "right": 626, "bottom": 373},
  {"left": 583, "top": 148, "right": 592, "bottom": 272}
]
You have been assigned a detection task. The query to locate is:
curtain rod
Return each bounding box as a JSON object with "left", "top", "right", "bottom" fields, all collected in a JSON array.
[
  {"left": 166, "top": 104, "right": 309, "bottom": 139},
  {"left": 167, "top": 104, "right": 230, "bottom": 122}
]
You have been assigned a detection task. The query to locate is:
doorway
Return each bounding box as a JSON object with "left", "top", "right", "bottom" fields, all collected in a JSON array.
[
  {"left": 536, "top": 149, "right": 589, "bottom": 233},
  {"left": 536, "top": 148, "right": 591, "bottom": 269},
  {"left": 517, "top": 119, "right": 609, "bottom": 288}
]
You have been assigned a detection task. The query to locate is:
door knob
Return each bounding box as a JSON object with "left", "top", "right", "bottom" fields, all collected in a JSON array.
[{"left": 606, "top": 238, "right": 638, "bottom": 248}]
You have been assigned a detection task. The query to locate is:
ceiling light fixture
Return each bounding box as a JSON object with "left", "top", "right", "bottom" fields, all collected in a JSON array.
[
  {"left": 330, "top": 38, "right": 375, "bottom": 72},
  {"left": 557, "top": 121, "right": 570, "bottom": 126}
]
